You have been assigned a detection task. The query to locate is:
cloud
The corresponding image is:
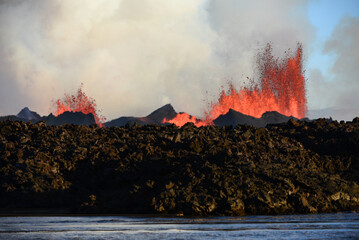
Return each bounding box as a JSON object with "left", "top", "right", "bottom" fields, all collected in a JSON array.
[
  {"left": 324, "top": 16, "right": 359, "bottom": 111},
  {"left": 206, "top": 0, "right": 314, "bottom": 80},
  {"left": 0, "top": 0, "right": 315, "bottom": 119},
  {"left": 308, "top": 16, "right": 359, "bottom": 120}
]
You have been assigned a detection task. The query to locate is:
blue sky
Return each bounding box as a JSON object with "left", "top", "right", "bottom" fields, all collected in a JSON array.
[
  {"left": 308, "top": 0, "right": 359, "bottom": 40},
  {"left": 307, "top": 0, "right": 359, "bottom": 77},
  {"left": 304, "top": 0, "right": 359, "bottom": 119}
]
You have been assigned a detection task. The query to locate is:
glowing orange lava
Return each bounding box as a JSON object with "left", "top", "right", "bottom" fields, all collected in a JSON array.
[
  {"left": 207, "top": 43, "right": 307, "bottom": 120},
  {"left": 162, "top": 112, "right": 210, "bottom": 127},
  {"left": 54, "top": 84, "right": 106, "bottom": 127},
  {"left": 163, "top": 43, "right": 307, "bottom": 127}
]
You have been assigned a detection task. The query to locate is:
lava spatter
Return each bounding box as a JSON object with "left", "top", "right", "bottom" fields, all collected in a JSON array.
[
  {"left": 207, "top": 43, "right": 307, "bottom": 120},
  {"left": 54, "top": 84, "right": 106, "bottom": 127},
  {"left": 163, "top": 43, "right": 307, "bottom": 127}
]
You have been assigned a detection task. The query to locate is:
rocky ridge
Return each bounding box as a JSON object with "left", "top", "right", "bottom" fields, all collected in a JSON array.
[
  {"left": 1, "top": 104, "right": 309, "bottom": 128},
  {"left": 45, "top": 112, "right": 96, "bottom": 126},
  {"left": 105, "top": 104, "right": 177, "bottom": 127}
]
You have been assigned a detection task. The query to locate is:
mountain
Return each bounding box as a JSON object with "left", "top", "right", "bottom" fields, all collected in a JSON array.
[
  {"left": 261, "top": 111, "right": 296, "bottom": 125},
  {"left": 45, "top": 111, "right": 96, "bottom": 126},
  {"left": 17, "top": 107, "right": 41, "bottom": 121},
  {"left": 146, "top": 104, "right": 177, "bottom": 123},
  {"left": 214, "top": 109, "right": 265, "bottom": 127},
  {"left": 105, "top": 104, "right": 177, "bottom": 127},
  {"left": 213, "top": 109, "right": 298, "bottom": 127},
  {"left": 0, "top": 104, "right": 313, "bottom": 128},
  {"left": 0, "top": 107, "right": 41, "bottom": 122}
]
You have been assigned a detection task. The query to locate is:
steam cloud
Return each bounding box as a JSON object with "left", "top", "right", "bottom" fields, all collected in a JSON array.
[{"left": 0, "top": 0, "right": 356, "bottom": 120}]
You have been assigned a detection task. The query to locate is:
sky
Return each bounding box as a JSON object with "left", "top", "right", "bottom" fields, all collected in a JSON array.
[
  {"left": 0, "top": 0, "right": 358, "bottom": 121},
  {"left": 306, "top": 0, "right": 359, "bottom": 120}
]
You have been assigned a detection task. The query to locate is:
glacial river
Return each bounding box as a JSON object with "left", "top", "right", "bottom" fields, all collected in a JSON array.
[{"left": 0, "top": 212, "right": 358, "bottom": 239}]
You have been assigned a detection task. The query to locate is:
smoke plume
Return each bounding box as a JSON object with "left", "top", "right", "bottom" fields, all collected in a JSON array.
[{"left": 0, "top": 0, "right": 315, "bottom": 119}]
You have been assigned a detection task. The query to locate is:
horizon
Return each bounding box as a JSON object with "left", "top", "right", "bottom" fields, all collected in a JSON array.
[{"left": 9, "top": 103, "right": 358, "bottom": 123}]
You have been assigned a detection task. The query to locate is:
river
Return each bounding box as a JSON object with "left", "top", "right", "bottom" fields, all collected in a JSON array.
[{"left": 0, "top": 212, "right": 358, "bottom": 239}]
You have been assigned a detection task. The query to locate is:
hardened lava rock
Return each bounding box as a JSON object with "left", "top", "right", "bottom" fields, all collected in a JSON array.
[{"left": 0, "top": 118, "right": 358, "bottom": 216}]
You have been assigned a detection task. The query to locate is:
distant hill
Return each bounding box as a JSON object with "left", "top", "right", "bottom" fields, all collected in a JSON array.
[
  {"left": 0, "top": 115, "right": 24, "bottom": 122},
  {"left": 0, "top": 107, "right": 41, "bottom": 123},
  {"left": 0, "top": 104, "right": 313, "bottom": 127},
  {"left": 146, "top": 104, "right": 177, "bottom": 123},
  {"left": 214, "top": 109, "right": 265, "bottom": 127},
  {"left": 213, "top": 109, "right": 297, "bottom": 127},
  {"left": 105, "top": 104, "right": 177, "bottom": 127},
  {"left": 261, "top": 111, "right": 297, "bottom": 125},
  {"left": 45, "top": 111, "right": 96, "bottom": 126},
  {"left": 17, "top": 107, "right": 41, "bottom": 121},
  {"left": 105, "top": 116, "right": 147, "bottom": 127}
]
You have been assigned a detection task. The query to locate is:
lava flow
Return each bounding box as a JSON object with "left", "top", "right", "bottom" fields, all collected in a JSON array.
[
  {"left": 163, "top": 43, "right": 307, "bottom": 127},
  {"left": 54, "top": 84, "right": 106, "bottom": 127},
  {"left": 163, "top": 112, "right": 210, "bottom": 127}
]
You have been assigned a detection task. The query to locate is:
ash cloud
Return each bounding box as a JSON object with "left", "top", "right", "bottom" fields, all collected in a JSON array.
[
  {"left": 308, "top": 16, "right": 359, "bottom": 121},
  {"left": 206, "top": 0, "right": 314, "bottom": 82},
  {"left": 0, "top": 0, "right": 315, "bottom": 119}
]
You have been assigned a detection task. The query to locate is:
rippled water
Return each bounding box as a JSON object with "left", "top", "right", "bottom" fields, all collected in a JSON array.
[{"left": 0, "top": 212, "right": 358, "bottom": 239}]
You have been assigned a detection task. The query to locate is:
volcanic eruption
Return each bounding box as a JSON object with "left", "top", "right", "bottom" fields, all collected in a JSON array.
[
  {"left": 163, "top": 43, "right": 307, "bottom": 127},
  {"left": 53, "top": 84, "right": 106, "bottom": 127},
  {"left": 51, "top": 43, "right": 306, "bottom": 128}
]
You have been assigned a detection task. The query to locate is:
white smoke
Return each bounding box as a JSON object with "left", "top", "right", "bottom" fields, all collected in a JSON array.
[{"left": 0, "top": 0, "right": 315, "bottom": 120}]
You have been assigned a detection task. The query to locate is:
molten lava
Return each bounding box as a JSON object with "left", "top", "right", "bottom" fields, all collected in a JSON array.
[
  {"left": 163, "top": 43, "right": 307, "bottom": 127},
  {"left": 54, "top": 84, "right": 106, "bottom": 127},
  {"left": 162, "top": 113, "right": 210, "bottom": 127},
  {"left": 207, "top": 43, "right": 307, "bottom": 120}
]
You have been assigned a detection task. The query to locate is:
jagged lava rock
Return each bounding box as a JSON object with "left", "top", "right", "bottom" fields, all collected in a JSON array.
[{"left": 0, "top": 117, "right": 358, "bottom": 216}]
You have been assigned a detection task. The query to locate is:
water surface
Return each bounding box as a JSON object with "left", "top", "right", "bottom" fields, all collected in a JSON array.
[{"left": 0, "top": 212, "right": 358, "bottom": 239}]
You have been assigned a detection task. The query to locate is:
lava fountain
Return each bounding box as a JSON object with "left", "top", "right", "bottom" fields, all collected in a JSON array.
[
  {"left": 53, "top": 84, "right": 106, "bottom": 127},
  {"left": 163, "top": 43, "right": 307, "bottom": 127},
  {"left": 207, "top": 43, "right": 307, "bottom": 120}
]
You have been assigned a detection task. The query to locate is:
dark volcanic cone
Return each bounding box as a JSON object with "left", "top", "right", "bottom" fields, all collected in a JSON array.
[
  {"left": 17, "top": 107, "right": 41, "bottom": 121},
  {"left": 214, "top": 109, "right": 265, "bottom": 127},
  {"left": 105, "top": 104, "right": 177, "bottom": 127},
  {"left": 46, "top": 111, "right": 96, "bottom": 126},
  {"left": 260, "top": 111, "right": 297, "bottom": 125},
  {"left": 213, "top": 109, "right": 300, "bottom": 127},
  {"left": 146, "top": 104, "right": 177, "bottom": 123},
  {"left": 0, "top": 107, "right": 41, "bottom": 123}
]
